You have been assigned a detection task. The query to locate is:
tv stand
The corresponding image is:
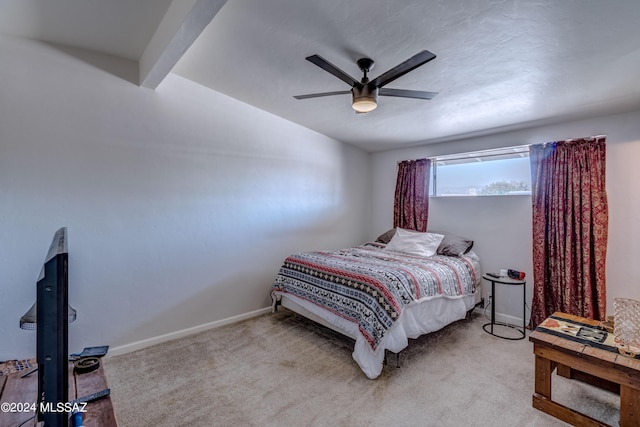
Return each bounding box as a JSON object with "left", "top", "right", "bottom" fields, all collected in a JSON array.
[{"left": 0, "top": 360, "right": 117, "bottom": 426}]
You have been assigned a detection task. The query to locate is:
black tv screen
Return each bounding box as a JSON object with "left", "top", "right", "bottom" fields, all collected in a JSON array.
[{"left": 36, "top": 227, "right": 70, "bottom": 427}]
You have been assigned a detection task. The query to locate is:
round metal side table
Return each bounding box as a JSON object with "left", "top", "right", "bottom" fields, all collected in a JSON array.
[{"left": 482, "top": 273, "right": 526, "bottom": 340}]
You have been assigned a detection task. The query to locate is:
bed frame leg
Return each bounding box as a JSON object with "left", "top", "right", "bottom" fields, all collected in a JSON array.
[
  {"left": 466, "top": 298, "right": 484, "bottom": 319},
  {"left": 383, "top": 351, "right": 401, "bottom": 368},
  {"left": 272, "top": 298, "right": 282, "bottom": 313}
]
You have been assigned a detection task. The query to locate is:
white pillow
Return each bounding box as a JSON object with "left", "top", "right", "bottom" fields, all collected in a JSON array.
[{"left": 384, "top": 228, "right": 445, "bottom": 257}]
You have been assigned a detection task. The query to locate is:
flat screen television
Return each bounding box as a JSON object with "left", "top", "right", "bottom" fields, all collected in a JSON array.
[{"left": 35, "top": 227, "right": 70, "bottom": 427}]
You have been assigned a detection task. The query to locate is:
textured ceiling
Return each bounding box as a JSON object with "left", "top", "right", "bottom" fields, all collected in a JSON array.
[
  {"left": 2, "top": 0, "right": 640, "bottom": 152},
  {"left": 173, "top": 0, "right": 640, "bottom": 151}
]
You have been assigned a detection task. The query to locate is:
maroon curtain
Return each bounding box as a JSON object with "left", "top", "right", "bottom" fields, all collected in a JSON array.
[
  {"left": 393, "top": 158, "right": 431, "bottom": 232},
  {"left": 529, "top": 137, "right": 608, "bottom": 328}
]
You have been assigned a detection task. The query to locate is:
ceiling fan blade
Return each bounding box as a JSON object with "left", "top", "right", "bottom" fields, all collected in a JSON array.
[
  {"left": 305, "top": 55, "right": 362, "bottom": 88},
  {"left": 379, "top": 88, "right": 438, "bottom": 100},
  {"left": 370, "top": 50, "right": 436, "bottom": 89},
  {"left": 293, "top": 90, "right": 351, "bottom": 100}
]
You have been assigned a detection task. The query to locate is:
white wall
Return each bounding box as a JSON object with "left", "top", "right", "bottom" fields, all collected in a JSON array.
[
  {"left": 371, "top": 109, "right": 640, "bottom": 326},
  {"left": 0, "top": 35, "right": 371, "bottom": 360},
  {"left": 3, "top": 33, "right": 639, "bottom": 361}
]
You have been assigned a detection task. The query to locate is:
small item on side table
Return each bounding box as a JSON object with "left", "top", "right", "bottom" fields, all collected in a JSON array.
[
  {"left": 485, "top": 272, "right": 500, "bottom": 278},
  {"left": 80, "top": 345, "right": 109, "bottom": 358},
  {"left": 74, "top": 356, "right": 100, "bottom": 374},
  {"left": 614, "top": 298, "right": 640, "bottom": 357},
  {"left": 70, "top": 388, "right": 111, "bottom": 405},
  {"left": 69, "top": 345, "right": 109, "bottom": 360},
  {"left": 72, "top": 410, "right": 85, "bottom": 427},
  {"left": 508, "top": 269, "right": 526, "bottom": 280},
  {"left": 71, "top": 345, "right": 109, "bottom": 360},
  {"left": 599, "top": 315, "right": 615, "bottom": 333}
]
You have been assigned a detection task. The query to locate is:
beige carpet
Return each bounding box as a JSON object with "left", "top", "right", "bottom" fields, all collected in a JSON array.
[{"left": 104, "top": 310, "right": 619, "bottom": 426}]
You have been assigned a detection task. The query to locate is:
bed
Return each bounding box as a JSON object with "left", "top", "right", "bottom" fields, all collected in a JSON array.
[{"left": 270, "top": 228, "right": 482, "bottom": 379}]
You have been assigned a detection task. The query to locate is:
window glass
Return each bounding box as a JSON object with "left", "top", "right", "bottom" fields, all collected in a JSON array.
[{"left": 431, "top": 147, "right": 531, "bottom": 196}]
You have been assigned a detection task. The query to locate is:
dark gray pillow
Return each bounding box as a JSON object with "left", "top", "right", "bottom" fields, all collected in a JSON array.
[
  {"left": 429, "top": 230, "right": 474, "bottom": 256},
  {"left": 375, "top": 228, "right": 396, "bottom": 244}
]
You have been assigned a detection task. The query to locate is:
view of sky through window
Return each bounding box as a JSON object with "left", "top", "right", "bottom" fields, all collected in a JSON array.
[{"left": 432, "top": 156, "right": 531, "bottom": 196}]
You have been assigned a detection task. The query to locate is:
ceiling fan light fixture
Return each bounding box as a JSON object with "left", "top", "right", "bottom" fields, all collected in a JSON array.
[
  {"left": 352, "top": 86, "right": 378, "bottom": 113},
  {"left": 352, "top": 97, "right": 377, "bottom": 113}
]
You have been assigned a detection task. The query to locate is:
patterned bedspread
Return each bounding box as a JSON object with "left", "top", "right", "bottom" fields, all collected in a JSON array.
[{"left": 271, "top": 243, "right": 478, "bottom": 351}]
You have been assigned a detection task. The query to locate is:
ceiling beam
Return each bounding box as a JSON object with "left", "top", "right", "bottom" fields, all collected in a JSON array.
[{"left": 139, "top": 0, "right": 228, "bottom": 89}]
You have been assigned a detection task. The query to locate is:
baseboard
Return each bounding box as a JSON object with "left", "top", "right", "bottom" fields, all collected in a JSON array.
[
  {"left": 107, "top": 307, "right": 272, "bottom": 358},
  {"left": 493, "top": 312, "right": 527, "bottom": 327},
  {"left": 107, "top": 304, "right": 526, "bottom": 358},
  {"left": 472, "top": 306, "right": 527, "bottom": 328}
]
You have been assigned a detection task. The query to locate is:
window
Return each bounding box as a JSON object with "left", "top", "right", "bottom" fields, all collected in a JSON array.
[{"left": 430, "top": 146, "right": 531, "bottom": 196}]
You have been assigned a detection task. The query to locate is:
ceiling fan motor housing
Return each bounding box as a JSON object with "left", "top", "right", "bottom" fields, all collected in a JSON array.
[{"left": 352, "top": 85, "right": 378, "bottom": 112}]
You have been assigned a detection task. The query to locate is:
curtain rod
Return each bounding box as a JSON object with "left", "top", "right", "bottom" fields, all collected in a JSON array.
[
  {"left": 397, "top": 134, "right": 607, "bottom": 164},
  {"left": 558, "top": 134, "right": 606, "bottom": 142},
  {"left": 539, "top": 134, "right": 607, "bottom": 147},
  {"left": 427, "top": 145, "right": 529, "bottom": 163},
  {"left": 397, "top": 158, "right": 429, "bottom": 164}
]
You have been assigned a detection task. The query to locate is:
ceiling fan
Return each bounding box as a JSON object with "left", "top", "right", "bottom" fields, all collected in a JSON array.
[{"left": 293, "top": 50, "right": 438, "bottom": 113}]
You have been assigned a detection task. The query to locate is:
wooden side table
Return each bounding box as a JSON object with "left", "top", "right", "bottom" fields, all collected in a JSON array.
[
  {"left": 482, "top": 273, "right": 526, "bottom": 340},
  {"left": 0, "top": 361, "right": 117, "bottom": 427},
  {"left": 530, "top": 311, "right": 640, "bottom": 426}
]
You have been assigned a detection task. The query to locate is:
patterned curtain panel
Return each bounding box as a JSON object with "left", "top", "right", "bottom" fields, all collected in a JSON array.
[
  {"left": 529, "top": 137, "right": 608, "bottom": 328},
  {"left": 393, "top": 158, "right": 431, "bottom": 232}
]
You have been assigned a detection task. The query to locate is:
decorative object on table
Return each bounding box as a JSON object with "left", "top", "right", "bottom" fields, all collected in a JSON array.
[
  {"left": 70, "top": 346, "right": 110, "bottom": 360},
  {"left": 74, "top": 357, "right": 100, "bottom": 374},
  {"left": 0, "top": 358, "right": 36, "bottom": 377},
  {"left": 507, "top": 269, "right": 526, "bottom": 280},
  {"left": 599, "top": 315, "right": 615, "bottom": 333},
  {"left": 613, "top": 298, "right": 640, "bottom": 357},
  {"left": 79, "top": 345, "right": 109, "bottom": 358}
]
